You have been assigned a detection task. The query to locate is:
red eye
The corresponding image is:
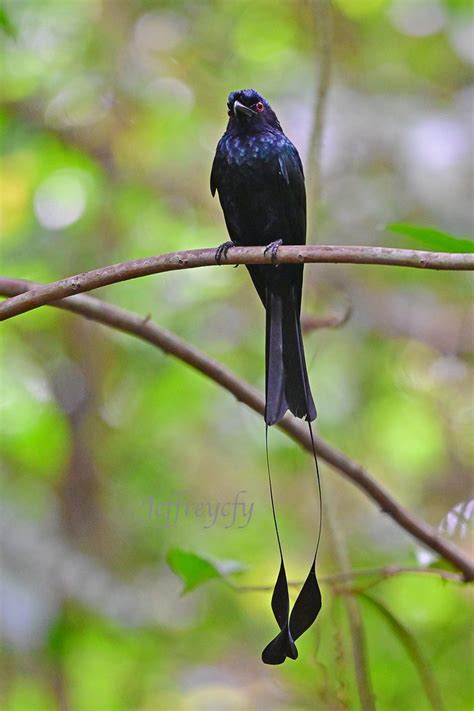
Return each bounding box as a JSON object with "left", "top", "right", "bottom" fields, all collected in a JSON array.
[{"left": 255, "top": 102, "right": 264, "bottom": 112}]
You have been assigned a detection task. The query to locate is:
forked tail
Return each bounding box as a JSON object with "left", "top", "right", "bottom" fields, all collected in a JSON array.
[{"left": 265, "top": 286, "right": 317, "bottom": 426}]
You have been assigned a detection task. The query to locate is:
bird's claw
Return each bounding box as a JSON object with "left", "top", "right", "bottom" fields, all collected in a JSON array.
[
  {"left": 264, "top": 239, "right": 283, "bottom": 265},
  {"left": 215, "top": 240, "right": 236, "bottom": 264}
]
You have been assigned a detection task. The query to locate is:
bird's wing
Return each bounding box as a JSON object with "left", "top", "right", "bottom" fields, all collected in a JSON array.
[
  {"left": 274, "top": 139, "right": 306, "bottom": 246},
  {"left": 210, "top": 141, "right": 225, "bottom": 197}
]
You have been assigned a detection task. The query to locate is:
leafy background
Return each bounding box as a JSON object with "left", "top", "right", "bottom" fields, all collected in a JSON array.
[{"left": 1, "top": 0, "right": 473, "bottom": 709}]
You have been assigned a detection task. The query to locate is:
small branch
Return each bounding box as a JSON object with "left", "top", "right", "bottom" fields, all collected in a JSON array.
[
  {"left": 326, "top": 492, "right": 377, "bottom": 711},
  {"left": 302, "top": 305, "right": 352, "bottom": 332},
  {"left": 307, "top": 0, "right": 333, "bottom": 229},
  {"left": 232, "top": 565, "right": 465, "bottom": 592},
  {"left": 326, "top": 564, "right": 463, "bottom": 585},
  {"left": 0, "top": 245, "right": 473, "bottom": 321},
  {"left": 1, "top": 277, "right": 473, "bottom": 581},
  {"left": 307, "top": 23, "right": 376, "bottom": 701}
]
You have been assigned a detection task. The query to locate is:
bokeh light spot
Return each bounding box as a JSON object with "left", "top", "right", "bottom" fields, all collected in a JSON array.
[
  {"left": 449, "top": 16, "right": 474, "bottom": 66},
  {"left": 34, "top": 170, "right": 87, "bottom": 230},
  {"left": 45, "top": 75, "right": 111, "bottom": 129},
  {"left": 389, "top": 0, "right": 447, "bottom": 37}
]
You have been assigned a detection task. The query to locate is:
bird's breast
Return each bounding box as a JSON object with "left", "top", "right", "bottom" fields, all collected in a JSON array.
[{"left": 222, "top": 133, "right": 285, "bottom": 168}]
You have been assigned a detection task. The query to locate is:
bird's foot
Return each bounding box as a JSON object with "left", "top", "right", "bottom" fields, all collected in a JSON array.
[
  {"left": 264, "top": 239, "right": 283, "bottom": 265},
  {"left": 215, "top": 240, "right": 236, "bottom": 264}
]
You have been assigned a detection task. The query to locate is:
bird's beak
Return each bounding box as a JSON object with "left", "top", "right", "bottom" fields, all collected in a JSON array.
[{"left": 233, "top": 100, "right": 256, "bottom": 118}]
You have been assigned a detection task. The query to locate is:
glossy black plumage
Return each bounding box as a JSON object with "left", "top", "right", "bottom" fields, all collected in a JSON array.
[
  {"left": 211, "top": 88, "right": 316, "bottom": 426},
  {"left": 211, "top": 90, "right": 322, "bottom": 665}
]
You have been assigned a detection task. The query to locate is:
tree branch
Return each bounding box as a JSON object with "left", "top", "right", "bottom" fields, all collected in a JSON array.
[
  {"left": 307, "top": 0, "right": 333, "bottom": 230},
  {"left": 302, "top": 305, "right": 352, "bottom": 331},
  {"left": 326, "top": 491, "right": 377, "bottom": 711},
  {"left": 0, "top": 245, "right": 472, "bottom": 321},
  {"left": 232, "top": 565, "right": 464, "bottom": 592},
  {"left": 1, "top": 277, "right": 473, "bottom": 581}
]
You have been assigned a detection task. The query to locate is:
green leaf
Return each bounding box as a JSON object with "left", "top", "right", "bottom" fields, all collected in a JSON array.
[
  {"left": 387, "top": 223, "right": 474, "bottom": 253},
  {"left": 360, "top": 593, "right": 445, "bottom": 711},
  {"left": 427, "top": 558, "right": 458, "bottom": 573},
  {"left": 166, "top": 548, "right": 244, "bottom": 594},
  {"left": 0, "top": 6, "right": 16, "bottom": 38}
]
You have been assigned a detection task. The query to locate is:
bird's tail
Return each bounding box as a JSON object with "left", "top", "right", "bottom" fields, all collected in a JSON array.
[
  {"left": 265, "top": 285, "right": 317, "bottom": 426},
  {"left": 262, "top": 275, "right": 322, "bottom": 664}
]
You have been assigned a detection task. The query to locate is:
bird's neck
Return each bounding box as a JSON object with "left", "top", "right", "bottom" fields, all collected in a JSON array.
[{"left": 226, "top": 122, "right": 282, "bottom": 139}]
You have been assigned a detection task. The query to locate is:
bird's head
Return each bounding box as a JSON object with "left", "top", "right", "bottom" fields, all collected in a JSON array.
[{"left": 226, "top": 89, "right": 282, "bottom": 133}]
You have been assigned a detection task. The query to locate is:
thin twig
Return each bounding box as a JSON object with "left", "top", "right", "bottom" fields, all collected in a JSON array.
[
  {"left": 231, "top": 565, "right": 465, "bottom": 592},
  {"left": 326, "top": 489, "right": 377, "bottom": 711},
  {"left": 0, "top": 245, "right": 473, "bottom": 321},
  {"left": 309, "top": 17, "right": 376, "bottom": 701},
  {"left": 307, "top": 0, "right": 333, "bottom": 231},
  {"left": 302, "top": 305, "right": 352, "bottom": 331},
  {"left": 1, "top": 277, "right": 473, "bottom": 581}
]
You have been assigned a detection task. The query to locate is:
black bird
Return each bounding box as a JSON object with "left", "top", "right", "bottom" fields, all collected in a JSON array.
[
  {"left": 211, "top": 88, "right": 316, "bottom": 426},
  {"left": 211, "top": 89, "right": 321, "bottom": 664}
]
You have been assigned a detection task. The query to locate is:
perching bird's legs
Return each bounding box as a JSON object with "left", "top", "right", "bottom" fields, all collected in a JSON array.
[
  {"left": 215, "top": 240, "right": 236, "bottom": 264},
  {"left": 264, "top": 239, "right": 283, "bottom": 265}
]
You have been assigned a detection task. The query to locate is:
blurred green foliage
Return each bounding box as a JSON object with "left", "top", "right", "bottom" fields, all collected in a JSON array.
[
  {"left": 1, "top": 0, "right": 473, "bottom": 709},
  {"left": 387, "top": 222, "right": 474, "bottom": 252}
]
